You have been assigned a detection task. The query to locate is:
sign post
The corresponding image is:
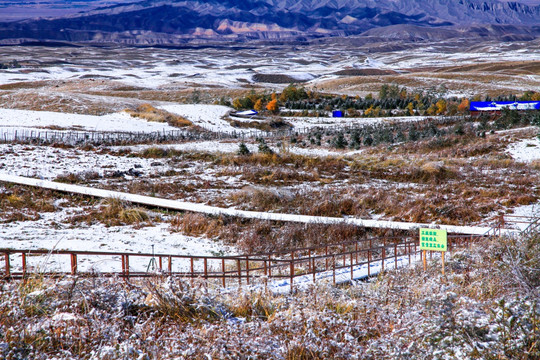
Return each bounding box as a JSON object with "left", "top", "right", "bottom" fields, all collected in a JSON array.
[{"left": 419, "top": 228, "right": 448, "bottom": 275}]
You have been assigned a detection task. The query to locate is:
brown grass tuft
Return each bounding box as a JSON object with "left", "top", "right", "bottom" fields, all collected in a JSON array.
[{"left": 125, "top": 104, "right": 192, "bottom": 127}]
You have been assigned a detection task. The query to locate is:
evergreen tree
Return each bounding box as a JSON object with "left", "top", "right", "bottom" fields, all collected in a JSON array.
[
  {"left": 237, "top": 143, "right": 251, "bottom": 156},
  {"left": 258, "top": 138, "right": 274, "bottom": 155},
  {"left": 332, "top": 132, "right": 348, "bottom": 149}
]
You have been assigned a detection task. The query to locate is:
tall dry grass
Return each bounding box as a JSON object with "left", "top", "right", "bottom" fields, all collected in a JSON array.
[{"left": 125, "top": 103, "right": 192, "bottom": 127}]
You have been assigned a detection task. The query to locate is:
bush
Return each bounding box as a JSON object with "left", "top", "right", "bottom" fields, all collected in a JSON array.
[
  {"left": 237, "top": 143, "right": 251, "bottom": 156},
  {"left": 257, "top": 138, "right": 274, "bottom": 155},
  {"left": 126, "top": 104, "right": 192, "bottom": 127}
]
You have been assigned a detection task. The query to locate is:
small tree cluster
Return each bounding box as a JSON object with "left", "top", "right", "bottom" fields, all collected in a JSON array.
[{"left": 309, "top": 109, "right": 540, "bottom": 149}]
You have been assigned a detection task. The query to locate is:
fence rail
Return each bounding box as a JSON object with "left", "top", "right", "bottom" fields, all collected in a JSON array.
[
  {"left": 1, "top": 234, "right": 480, "bottom": 290},
  {"left": 484, "top": 214, "right": 540, "bottom": 235}
]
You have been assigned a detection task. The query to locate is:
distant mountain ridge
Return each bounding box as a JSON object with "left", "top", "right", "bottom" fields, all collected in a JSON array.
[{"left": 0, "top": 0, "right": 539, "bottom": 44}]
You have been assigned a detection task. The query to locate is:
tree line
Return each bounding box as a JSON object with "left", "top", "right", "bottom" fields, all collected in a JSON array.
[{"left": 228, "top": 84, "right": 540, "bottom": 118}]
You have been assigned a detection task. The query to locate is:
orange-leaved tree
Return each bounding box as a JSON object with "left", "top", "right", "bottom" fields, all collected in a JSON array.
[
  {"left": 266, "top": 99, "right": 279, "bottom": 113},
  {"left": 457, "top": 98, "right": 470, "bottom": 113}
]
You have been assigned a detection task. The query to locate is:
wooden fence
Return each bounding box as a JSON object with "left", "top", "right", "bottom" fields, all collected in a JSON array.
[{"left": 1, "top": 234, "right": 479, "bottom": 290}]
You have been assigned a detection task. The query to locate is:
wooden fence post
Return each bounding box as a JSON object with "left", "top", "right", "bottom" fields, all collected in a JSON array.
[
  {"left": 350, "top": 252, "right": 354, "bottom": 280},
  {"left": 22, "top": 253, "right": 27, "bottom": 276},
  {"left": 246, "top": 257, "right": 250, "bottom": 285},
  {"left": 70, "top": 254, "right": 77, "bottom": 275},
  {"left": 222, "top": 258, "right": 226, "bottom": 287},
  {"left": 4, "top": 253, "right": 10, "bottom": 278}
]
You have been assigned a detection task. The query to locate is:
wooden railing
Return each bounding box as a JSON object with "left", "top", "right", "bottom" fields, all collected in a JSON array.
[
  {"left": 484, "top": 215, "right": 540, "bottom": 235},
  {"left": 1, "top": 234, "right": 480, "bottom": 290}
]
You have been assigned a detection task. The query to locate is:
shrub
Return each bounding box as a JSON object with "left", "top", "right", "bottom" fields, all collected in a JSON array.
[
  {"left": 237, "top": 142, "right": 251, "bottom": 156},
  {"left": 126, "top": 104, "right": 192, "bottom": 127},
  {"left": 258, "top": 138, "right": 274, "bottom": 155}
]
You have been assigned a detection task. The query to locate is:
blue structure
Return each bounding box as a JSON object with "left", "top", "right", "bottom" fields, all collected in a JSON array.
[
  {"left": 470, "top": 101, "right": 540, "bottom": 112},
  {"left": 236, "top": 110, "right": 259, "bottom": 116},
  {"left": 332, "top": 110, "right": 344, "bottom": 117}
]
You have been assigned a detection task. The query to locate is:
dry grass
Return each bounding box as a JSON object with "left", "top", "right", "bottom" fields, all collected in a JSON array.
[
  {"left": 125, "top": 103, "right": 192, "bottom": 127},
  {"left": 2, "top": 232, "right": 538, "bottom": 359},
  {"left": 54, "top": 171, "right": 100, "bottom": 184},
  {"left": 167, "top": 211, "right": 371, "bottom": 253},
  {"left": 314, "top": 60, "right": 540, "bottom": 96},
  {"left": 65, "top": 197, "right": 155, "bottom": 228},
  {"left": 0, "top": 91, "right": 129, "bottom": 115},
  {"left": 0, "top": 185, "right": 57, "bottom": 223},
  {"left": 170, "top": 213, "right": 223, "bottom": 237}
]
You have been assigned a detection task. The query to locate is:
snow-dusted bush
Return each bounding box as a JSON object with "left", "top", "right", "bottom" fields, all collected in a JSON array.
[{"left": 2, "top": 233, "right": 539, "bottom": 359}]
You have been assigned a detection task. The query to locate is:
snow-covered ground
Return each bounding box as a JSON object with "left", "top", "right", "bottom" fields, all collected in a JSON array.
[
  {"left": 267, "top": 252, "right": 423, "bottom": 294},
  {"left": 0, "top": 174, "right": 513, "bottom": 237},
  {"left": 0, "top": 104, "right": 438, "bottom": 137},
  {"left": 0, "top": 42, "right": 538, "bottom": 92},
  {"left": 119, "top": 141, "right": 363, "bottom": 157},
  {"left": 158, "top": 104, "right": 242, "bottom": 132},
  {"left": 284, "top": 115, "right": 432, "bottom": 129},
  {"left": 0, "top": 144, "right": 172, "bottom": 179},
  {"left": 507, "top": 136, "right": 540, "bottom": 162},
  {"left": 0, "top": 209, "right": 232, "bottom": 274},
  {"left": 0, "top": 108, "right": 177, "bottom": 133}
]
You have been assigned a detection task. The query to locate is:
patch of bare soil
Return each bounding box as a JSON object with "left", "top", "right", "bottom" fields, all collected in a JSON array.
[
  {"left": 252, "top": 73, "right": 309, "bottom": 84},
  {"left": 332, "top": 68, "right": 398, "bottom": 76}
]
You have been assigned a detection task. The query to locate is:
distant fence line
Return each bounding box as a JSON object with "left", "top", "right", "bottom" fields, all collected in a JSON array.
[
  {"left": 0, "top": 116, "right": 465, "bottom": 146},
  {"left": 0, "top": 127, "right": 299, "bottom": 146}
]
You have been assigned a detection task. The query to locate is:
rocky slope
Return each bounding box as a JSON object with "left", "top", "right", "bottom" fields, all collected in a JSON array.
[{"left": 0, "top": 0, "right": 539, "bottom": 44}]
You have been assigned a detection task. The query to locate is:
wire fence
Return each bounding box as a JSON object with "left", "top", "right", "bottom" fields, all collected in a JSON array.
[
  {"left": 0, "top": 116, "right": 466, "bottom": 146},
  {"left": 0, "top": 127, "right": 305, "bottom": 146}
]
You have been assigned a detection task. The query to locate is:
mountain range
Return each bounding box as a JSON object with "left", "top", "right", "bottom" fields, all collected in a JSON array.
[{"left": 0, "top": 0, "right": 539, "bottom": 44}]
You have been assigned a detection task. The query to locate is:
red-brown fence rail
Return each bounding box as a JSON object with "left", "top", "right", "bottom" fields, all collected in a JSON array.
[{"left": 1, "top": 234, "right": 482, "bottom": 290}]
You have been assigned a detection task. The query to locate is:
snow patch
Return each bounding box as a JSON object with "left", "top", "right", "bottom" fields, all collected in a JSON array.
[
  {"left": 0, "top": 108, "right": 176, "bottom": 133},
  {"left": 507, "top": 136, "right": 540, "bottom": 162}
]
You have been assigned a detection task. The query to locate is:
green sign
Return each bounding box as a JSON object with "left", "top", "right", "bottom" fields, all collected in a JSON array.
[{"left": 420, "top": 228, "right": 447, "bottom": 252}]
